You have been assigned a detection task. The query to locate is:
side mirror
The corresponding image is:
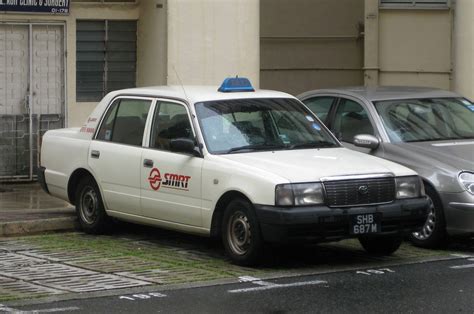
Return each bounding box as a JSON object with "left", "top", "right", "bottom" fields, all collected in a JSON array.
[
  {"left": 353, "top": 134, "right": 380, "bottom": 150},
  {"left": 170, "top": 138, "right": 201, "bottom": 156}
]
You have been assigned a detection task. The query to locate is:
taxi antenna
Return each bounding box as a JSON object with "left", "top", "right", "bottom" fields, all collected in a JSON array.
[{"left": 172, "top": 65, "right": 189, "bottom": 102}]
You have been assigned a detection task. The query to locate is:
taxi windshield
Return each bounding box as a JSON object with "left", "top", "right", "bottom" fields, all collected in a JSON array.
[
  {"left": 195, "top": 98, "right": 339, "bottom": 154},
  {"left": 374, "top": 98, "right": 474, "bottom": 143}
]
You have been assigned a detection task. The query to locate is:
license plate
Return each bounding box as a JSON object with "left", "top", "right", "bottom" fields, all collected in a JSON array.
[{"left": 350, "top": 213, "right": 381, "bottom": 235}]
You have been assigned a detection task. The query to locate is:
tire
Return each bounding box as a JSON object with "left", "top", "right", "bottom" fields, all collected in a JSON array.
[
  {"left": 75, "top": 176, "right": 111, "bottom": 234},
  {"left": 409, "top": 185, "right": 447, "bottom": 248},
  {"left": 359, "top": 234, "right": 403, "bottom": 255},
  {"left": 222, "top": 198, "right": 264, "bottom": 266}
]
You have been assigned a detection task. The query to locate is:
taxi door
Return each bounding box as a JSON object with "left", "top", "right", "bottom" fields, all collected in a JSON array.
[
  {"left": 89, "top": 97, "right": 153, "bottom": 216},
  {"left": 140, "top": 99, "right": 203, "bottom": 226}
]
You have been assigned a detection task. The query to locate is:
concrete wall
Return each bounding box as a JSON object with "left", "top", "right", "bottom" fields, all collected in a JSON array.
[
  {"left": 453, "top": 0, "right": 473, "bottom": 99},
  {"left": 260, "top": 0, "right": 365, "bottom": 95},
  {"left": 166, "top": 0, "right": 260, "bottom": 87},
  {"left": 378, "top": 9, "right": 452, "bottom": 89},
  {"left": 137, "top": 0, "right": 168, "bottom": 87}
]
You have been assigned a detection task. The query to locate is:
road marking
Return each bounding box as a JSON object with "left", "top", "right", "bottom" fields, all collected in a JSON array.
[
  {"left": 229, "top": 279, "right": 327, "bottom": 293},
  {"left": 0, "top": 304, "right": 18, "bottom": 313},
  {"left": 238, "top": 276, "right": 262, "bottom": 283},
  {"left": 356, "top": 268, "right": 395, "bottom": 276},
  {"left": 0, "top": 306, "right": 80, "bottom": 313},
  {"left": 0, "top": 304, "right": 80, "bottom": 314},
  {"left": 450, "top": 264, "right": 474, "bottom": 269},
  {"left": 450, "top": 254, "right": 473, "bottom": 258},
  {"left": 119, "top": 292, "right": 167, "bottom": 301},
  {"left": 34, "top": 307, "right": 80, "bottom": 313}
]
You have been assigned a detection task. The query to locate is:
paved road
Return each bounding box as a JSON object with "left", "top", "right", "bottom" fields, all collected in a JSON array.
[{"left": 8, "top": 257, "right": 474, "bottom": 314}]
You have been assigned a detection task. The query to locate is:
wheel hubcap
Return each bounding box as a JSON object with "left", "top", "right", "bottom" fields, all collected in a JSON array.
[
  {"left": 80, "top": 187, "right": 98, "bottom": 225},
  {"left": 412, "top": 196, "right": 436, "bottom": 240},
  {"left": 227, "top": 211, "right": 252, "bottom": 256}
]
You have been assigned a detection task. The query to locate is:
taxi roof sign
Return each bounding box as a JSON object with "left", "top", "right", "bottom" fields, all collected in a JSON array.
[{"left": 218, "top": 77, "right": 255, "bottom": 93}]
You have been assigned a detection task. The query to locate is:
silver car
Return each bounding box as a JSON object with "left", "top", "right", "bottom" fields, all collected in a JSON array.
[{"left": 298, "top": 86, "right": 474, "bottom": 248}]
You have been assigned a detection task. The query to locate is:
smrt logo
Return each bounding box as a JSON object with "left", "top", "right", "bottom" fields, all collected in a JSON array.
[
  {"left": 148, "top": 168, "right": 162, "bottom": 191},
  {"left": 148, "top": 167, "right": 191, "bottom": 191}
]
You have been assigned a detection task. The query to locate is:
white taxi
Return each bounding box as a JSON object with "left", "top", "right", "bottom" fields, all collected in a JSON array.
[{"left": 39, "top": 78, "right": 429, "bottom": 265}]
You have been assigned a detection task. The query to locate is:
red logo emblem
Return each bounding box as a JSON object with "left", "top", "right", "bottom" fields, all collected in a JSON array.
[{"left": 148, "top": 168, "right": 162, "bottom": 191}]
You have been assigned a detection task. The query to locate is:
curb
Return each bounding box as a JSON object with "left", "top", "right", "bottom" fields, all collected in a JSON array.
[{"left": 0, "top": 217, "right": 79, "bottom": 237}]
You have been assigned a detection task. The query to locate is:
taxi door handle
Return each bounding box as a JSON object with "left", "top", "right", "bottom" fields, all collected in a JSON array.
[
  {"left": 143, "top": 159, "right": 154, "bottom": 168},
  {"left": 91, "top": 150, "right": 100, "bottom": 159}
]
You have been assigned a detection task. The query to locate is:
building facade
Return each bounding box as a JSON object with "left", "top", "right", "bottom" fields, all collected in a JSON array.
[{"left": 0, "top": 0, "right": 471, "bottom": 180}]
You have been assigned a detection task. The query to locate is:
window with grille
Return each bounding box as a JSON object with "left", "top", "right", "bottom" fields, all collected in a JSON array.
[
  {"left": 380, "top": 0, "right": 449, "bottom": 8},
  {"left": 76, "top": 20, "right": 137, "bottom": 102}
]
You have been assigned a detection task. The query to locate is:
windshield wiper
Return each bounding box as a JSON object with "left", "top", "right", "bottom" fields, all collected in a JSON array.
[
  {"left": 226, "top": 144, "right": 287, "bottom": 154},
  {"left": 289, "top": 141, "right": 337, "bottom": 149}
]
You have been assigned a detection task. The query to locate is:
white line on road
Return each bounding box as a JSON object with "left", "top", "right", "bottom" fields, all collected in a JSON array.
[
  {"left": 0, "top": 304, "right": 18, "bottom": 313},
  {"left": 229, "top": 280, "right": 327, "bottom": 293},
  {"left": 0, "top": 305, "right": 80, "bottom": 313},
  {"left": 30, "top": 307, "right": 80, "bottom": 313},
  {"left": 450, "top": 264, "right": 474, "bottom": 269},
  {"left": 450, "top": 254, "right": 473, "bottom": 258}
]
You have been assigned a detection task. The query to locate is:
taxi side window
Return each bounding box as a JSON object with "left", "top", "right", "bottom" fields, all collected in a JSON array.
[
  {"left": 333, "top": 99, "right": 374, "bottom": 143},
  {"left": 302, "top": 97, "right": 336, "bottom": 124},
  {"left": 96, "top": 98, "right": 152, "bottom": 146},
  {"left": 150, "top": 102, "right": 194, "bottom": 151}
]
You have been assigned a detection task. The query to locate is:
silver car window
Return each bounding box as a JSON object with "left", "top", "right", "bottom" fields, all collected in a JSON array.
[{"left": 374, "top": 98, "right": 474, "bottom": 142}]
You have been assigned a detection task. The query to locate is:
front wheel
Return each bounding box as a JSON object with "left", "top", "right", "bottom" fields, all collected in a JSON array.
[
  {"left": 409, "top": 186, "right": 446, "bottom": 248},
  {"left": 75, "top": 176, "right": 111, "bottom": 234},
  {"left": 222, "top": 198, "right": 264, "bottom": 266},
  {"left": 359, "top": 235, "right": 402, "bottom": 255}
]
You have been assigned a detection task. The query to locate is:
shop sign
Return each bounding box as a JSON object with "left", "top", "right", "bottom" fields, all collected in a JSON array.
[{"left": 0, "top": 0, "right": 70, "bottom": 14}]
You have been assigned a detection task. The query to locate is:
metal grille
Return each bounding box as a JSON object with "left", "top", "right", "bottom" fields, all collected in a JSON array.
[
  {"left": 0, "top": 24, "right": 65, "bottom": 181},
  {"left": 323, "top": 177, "right": 395, "bottom": 207}
]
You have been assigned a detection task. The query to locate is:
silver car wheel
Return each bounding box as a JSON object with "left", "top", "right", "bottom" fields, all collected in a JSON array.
[
  {"left": 227, "top": 210, "right": 252, "bottom": 256},
  {"left": 412, "top": 196, "right": 436, "bottom": 240},
  {"left": 79, "top": 186, "right": 99, "bottom": 225}
]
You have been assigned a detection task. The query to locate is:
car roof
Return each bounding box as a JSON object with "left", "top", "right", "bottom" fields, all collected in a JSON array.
[
  {"left": 298, "top": 86, "right": 462, "bottom": 102},
  {"left": 107, "top": 85, "right": 294, "bottom": 104}
]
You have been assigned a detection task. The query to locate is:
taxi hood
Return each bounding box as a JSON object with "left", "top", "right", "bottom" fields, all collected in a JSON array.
[{"left": 219, "top": 147, "right": 415, "bottom": 183}]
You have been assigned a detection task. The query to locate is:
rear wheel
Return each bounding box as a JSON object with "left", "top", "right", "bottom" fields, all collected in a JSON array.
[
  {"left": 409, "top": 186, "right": 446, "bottom": 248},
  {"left": 75, "top": 176, "right": 111, "bottom": 234},
  {"left": 222, "top": 198, "right": 264, "bottom": 266},
  {"left": 359, "top": 234, "right": 402, "bottom": 255}
]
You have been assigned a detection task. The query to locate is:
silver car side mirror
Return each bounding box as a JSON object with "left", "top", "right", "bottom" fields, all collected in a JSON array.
[{"left": 353, "top": 134, "right": 380, "bottom": 150}]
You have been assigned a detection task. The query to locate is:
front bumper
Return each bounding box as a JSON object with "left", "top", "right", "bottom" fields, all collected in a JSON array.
[
  {"left": 37, "top": 166, "right": 50, "bottom": 195},
  {"left": 441, "top": 191, "right": 474, "bottom": 235},
  {"left": 255, "top": 197, "right": 430, "bottom": 243}
]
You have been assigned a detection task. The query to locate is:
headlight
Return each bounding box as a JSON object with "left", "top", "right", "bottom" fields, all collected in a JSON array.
[
  {"left": 275, "top": 183, "right": 324, "bottom": 206},
  {"left": 395, "top": 176, "right": 424, "bottom": 199},
  {"left": 459, "top": 172, "right": 474, "bottom": 195}
]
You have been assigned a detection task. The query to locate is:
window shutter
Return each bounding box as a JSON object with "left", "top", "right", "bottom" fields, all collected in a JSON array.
[
  {"left": 76, "top": 21, "right": 106, "bottom": 102},
  {"left": 380, "top": 0, "right": 449, "bottom": 8},
  {"left": 106, "top": 21, "right": 137, "bottom": 93},
  {"left": 76, "top": 20, "right": 137, "bottom": 102}
]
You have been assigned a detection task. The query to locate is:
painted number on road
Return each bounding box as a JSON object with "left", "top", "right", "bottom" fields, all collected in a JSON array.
[
  {"left": 119, "top": 292, "right": 167, "bottom": 301},
  {"left": 356, "top": 268, "right": 395, "bottom": 276}
]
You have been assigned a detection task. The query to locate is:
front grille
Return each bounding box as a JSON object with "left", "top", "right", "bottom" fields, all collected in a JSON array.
[{"left": 323, "top": 177, "right": 395, "bottom": 207}]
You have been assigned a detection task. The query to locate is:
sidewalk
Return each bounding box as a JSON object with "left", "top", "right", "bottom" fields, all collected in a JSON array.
[{"left": 0, "top": 183, "right": 77, "bottom": 236}]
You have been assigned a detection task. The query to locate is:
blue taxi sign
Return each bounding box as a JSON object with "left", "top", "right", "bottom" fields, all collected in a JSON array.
[{"left": 218, "top": 77, "right": 255, "bottom": 93}]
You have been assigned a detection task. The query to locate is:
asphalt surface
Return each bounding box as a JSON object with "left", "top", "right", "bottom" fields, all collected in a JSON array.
[{"left": 7, "top": 257, "right": 474, "bottom": 314}]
